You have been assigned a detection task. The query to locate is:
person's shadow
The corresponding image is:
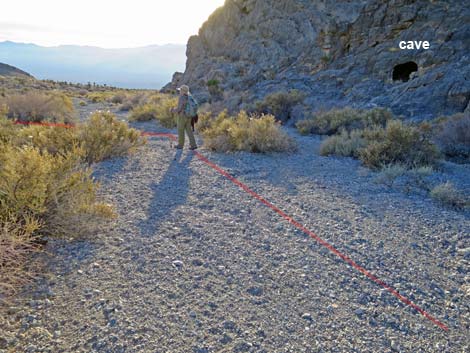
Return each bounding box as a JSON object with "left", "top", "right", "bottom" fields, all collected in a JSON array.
[{"left": 138, "top": 150, "right": 194, "bottom": 236}]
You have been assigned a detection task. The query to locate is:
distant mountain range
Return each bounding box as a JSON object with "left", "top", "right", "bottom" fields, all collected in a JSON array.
[{"left": 0, "top": 41, "right": 186, "bottom": 89}]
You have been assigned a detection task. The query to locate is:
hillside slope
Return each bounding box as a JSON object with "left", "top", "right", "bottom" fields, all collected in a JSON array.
[
  {"left": 0, "top": 62, "right": 33, "bottom": 78},
  {"left": 171, "top": 0, "right": 470, "bottom": 120}
]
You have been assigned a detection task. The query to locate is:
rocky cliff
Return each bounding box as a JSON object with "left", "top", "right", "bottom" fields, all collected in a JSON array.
[{"left": 167, "top": 0, "right": 470, "bottom": 121}]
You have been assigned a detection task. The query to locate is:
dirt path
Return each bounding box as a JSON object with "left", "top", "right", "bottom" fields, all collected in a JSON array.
[{"left": 1, "top": 125, "right": 469, "bottom": 353}]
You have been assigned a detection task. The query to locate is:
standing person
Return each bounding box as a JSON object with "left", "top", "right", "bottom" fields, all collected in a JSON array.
[{"left": 172, "top": 85, "right": 198, "bottom": 150}]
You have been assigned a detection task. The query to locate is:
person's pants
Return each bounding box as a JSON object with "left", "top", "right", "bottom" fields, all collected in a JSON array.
[{"left": 177, "top": 115, "right": 197, "bottom": 148}]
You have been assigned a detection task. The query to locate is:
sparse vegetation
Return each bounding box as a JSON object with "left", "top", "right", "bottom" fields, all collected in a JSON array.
[
  {"left": 359, "top": 120, "right": 439, "bottom": 169},
  {"left": 0, "top": 110, "right": 145, "bottom": 299},
  {"left": 432, "top": 113, "right": 470, "bottom": 162},
  {"left": 128, "top": 95, "right": 178, "bottom": 128},
  {"left": 319, "top": 129, "right": 366, "bottom": 157},
  {"left": 129, "top": 103, "right": 159, "bottom": 121},
  {"left": 297, "top": 107, "right": 393, "bottom": 135},
  {"left": 304, "top": 108, "right": 439, "bottom": 170},
  {"left": 86, "top": 91, "right": 114, "bottom": 103},
  {"left": 374, "top": 164, "right": 406, "bottom": 187},
  {"left": 201, "top": 110, "right": 296, "bottom": 153},
  {"left": 430, "top": 182, "right": 469, "bottom": 209},
  {"left": 255, "top": 89, "right": 305, "bottom": 122},
  {"left": 207, "top": 79, "right": 223, "bottom": 101},
  {"left": 0, "top": 91, "right": 76, "bottom": 123},
  {"left": 79, "top": 111, "right": 146, "bottom": 163}
]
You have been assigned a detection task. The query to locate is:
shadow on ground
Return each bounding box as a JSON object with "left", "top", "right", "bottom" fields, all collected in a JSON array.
[{"left": 138, "top": 150, "right": 194, "bottom": 236}]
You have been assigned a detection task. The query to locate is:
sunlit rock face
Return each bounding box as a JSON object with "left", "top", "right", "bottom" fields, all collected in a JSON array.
[{"left": 169, "top": 0, "right": 470, "bottom": 121}]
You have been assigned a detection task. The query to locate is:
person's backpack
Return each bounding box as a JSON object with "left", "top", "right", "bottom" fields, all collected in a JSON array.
[{"left": 185, "top": 95, "right": 199, "bottom": 118}]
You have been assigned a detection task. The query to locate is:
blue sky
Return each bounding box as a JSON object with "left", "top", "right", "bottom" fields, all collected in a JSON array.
[{"left": 0, "top": 0, "right": 225, "bottom": 48}]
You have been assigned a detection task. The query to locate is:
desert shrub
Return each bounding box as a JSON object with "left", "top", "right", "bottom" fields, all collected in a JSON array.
[
  {"left": 320, "top": 129, "right": 366, "bottom": 157},
  {"left": 0, "top": 110, "right": 146, "bottom": 298},
  {"left": 375, "top": 165, "right": 435, "bottom": 189},
  {"left": 3, "top": 111, "right": 144, "bottom": 164},
  {"left": 196, "top": 111, "right": 215, "bottom": 133},
  {"left": 0, "top": 91, "right": 76, "bottom": 123},
  {"left": 359, "top": 120, "right": 439, "bottom": 169},
  {"left": 128, "top": 95, "right": 177, "bottom": 126},
  {"left": 153, "top": 96, "right": 178, "bottom": 128},
  {"left": 0, "top": 108, "right": 20, "bottom": 145},
  {"left": 15, "top": 125, "right": 78, "bottom": 156},
  {"left": 296, "top": 107, "right": 393, "bottom": 135},
  {"left": 86, "top": 92, "right": 112, "bottom": 103},
  {"left": 430, "top": 182, "right": 469, "bottom": 209},
  {"left": 255, "top": 89, "right": 305, "bottom": 122},
  {"left": 433, "top": 113, "right": 470, "bottom": 161},
  {"left": 374, "top": 164, "right": 407, "bottom": 187},
  {"left": 110, "top": 92, "right": 127, "bottom": 104},
  {"left": 129, "top": 103, "right": 159, "bottom": 122},
  {"left": 202, "top": 110, "right": 296, "bottom": 153},
  {"left": 119, "top": 92, "right": 149, "bottom": 111},
  {"left": 79, "top": 111, "right": 145, "bottom": 163},
  {"left": 0, "top": 145, "right": 115, "bottom": 237},
  {"left": 0, "top": 218, "right": 40, "bottom": 298}
]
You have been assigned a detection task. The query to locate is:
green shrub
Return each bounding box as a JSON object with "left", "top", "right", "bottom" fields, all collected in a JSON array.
[
  {"left": 319, "top": 129, "right": 366, "bottom": 157},
  {"left": 0, "top": 108, "right": 19, "bottom": 145},
  {"left": 374, "top": 164, "right": 406, "bottom": 187},
  {"left": 202, "top": 111, "right": 297, "bottom": 153},
  {"left": 196, "top": 111, "right": 215, "bottom": 133},
  {"left": 0, "top": 110, "right": 145, "bottom": 298},
  {"left": 78, "top": 112, "right": 145, "bottom": 163},
  {"left": 296, "top": 107, "right": 393, "bottom": 135},
  {"left": 0, "top": 91, "right": 76, "bottom": 123},
  {"left": 207, "top": 79, "right": 220, "bottom": 87},
  {"left": 2, "top": 111, "right": 145, "bottom": 164},
  {"left": 0, "top": 113, "right": 143, "bottom": 297},
  {"left": 256, "top": 89, "right": 305, "bottom": 122},
  {"left": 153, "top": 96, "right": 178, "bottom": 128},
  {"left": 79, "top": 111, "right": 145, "bottom": 163},
  {"left": 0, "top": 145, "right": 115, "bottom": 237},
  {"left": 430, "top": 182, "right": 469, "bottom": 209},
  {"left": 433, "top": 113, "right": 470, "bottom": 161},
  {"left": 359, "top": 120, "right": 439, "bottom": 169},
  {"left": 86, "top": 92, "right": 111, "bottom": 103},
  {"left": 129, "top": 103, "right": 159, "bottom": 121},
  {"left": 15, "top": 125, "right": 78, "bottom": 156}
]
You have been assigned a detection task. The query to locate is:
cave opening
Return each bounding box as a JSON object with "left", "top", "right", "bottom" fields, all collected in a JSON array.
[{"left": 392, "top": 61, "right": 418, "bottom": 82}]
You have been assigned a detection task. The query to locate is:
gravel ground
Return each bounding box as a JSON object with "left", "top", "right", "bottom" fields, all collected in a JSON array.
[{"left": 0, "top": 119, "right": 469, "bottom": 353}]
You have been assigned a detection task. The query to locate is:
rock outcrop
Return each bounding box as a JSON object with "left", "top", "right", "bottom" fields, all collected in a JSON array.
[{"left": 169, "top": 0, "right": 470, "bottom": 121}]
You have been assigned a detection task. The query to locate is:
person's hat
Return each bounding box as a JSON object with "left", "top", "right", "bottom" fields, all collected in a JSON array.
[{"left": 177, "top": 85, "right": 190, "bottom": 94}]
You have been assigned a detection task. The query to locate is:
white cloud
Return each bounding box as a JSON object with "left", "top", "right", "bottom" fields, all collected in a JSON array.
[{"left": 0, "top": 0, "right": 225, "bottom": 47}]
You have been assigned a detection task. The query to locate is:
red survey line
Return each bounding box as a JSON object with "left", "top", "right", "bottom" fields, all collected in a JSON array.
[
  {"left": 13, "top": 121, "right": 176, "bottom": 140},
  {"left": 14, "top": 120, "right": 449, "bottom": 331},
  {"left": 192, "top": 152, "right": 450, "bottom": 332}
]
